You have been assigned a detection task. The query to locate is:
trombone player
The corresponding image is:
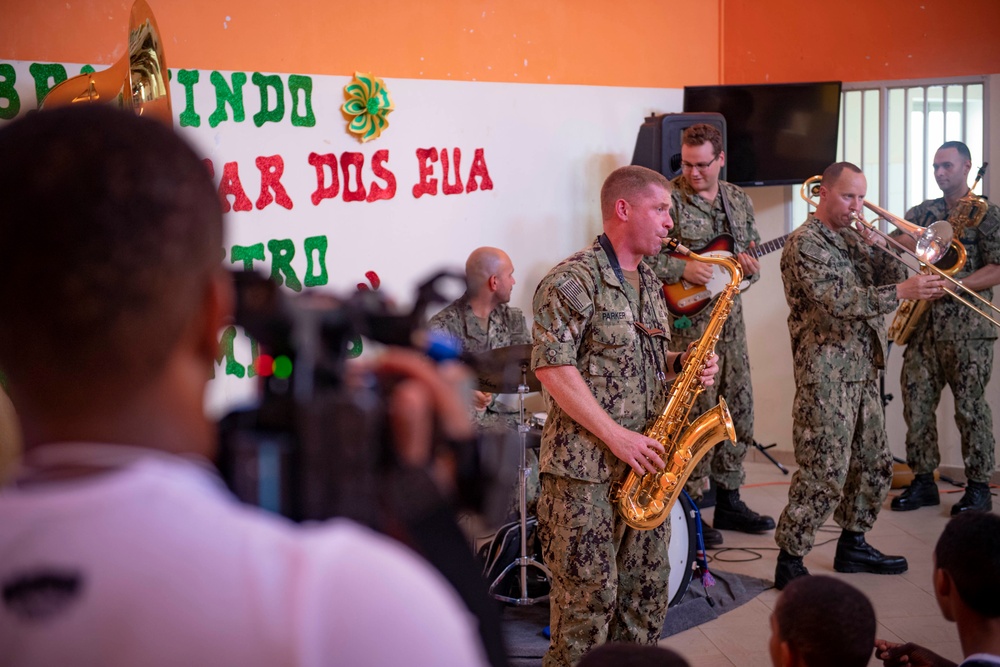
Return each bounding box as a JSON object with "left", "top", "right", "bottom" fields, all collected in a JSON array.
[
  {"left": 774, "top": 162, "right": 945, "bottom": 590},
  {"left": 890, "top": 141, "right": 1000, "bottom": 515}
]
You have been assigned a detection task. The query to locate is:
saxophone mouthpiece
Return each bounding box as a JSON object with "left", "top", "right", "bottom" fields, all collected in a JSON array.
[
  {"left": 662, "top": 237, "right": 690, "bottom": 255},
  {"left": 972, "top": 163, "right": 989, "bottom": 190}
]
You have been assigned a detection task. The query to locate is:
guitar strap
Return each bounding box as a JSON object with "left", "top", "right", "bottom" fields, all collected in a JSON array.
[{"left": 719, "top": 183, "right": 746, "bottom": 250}]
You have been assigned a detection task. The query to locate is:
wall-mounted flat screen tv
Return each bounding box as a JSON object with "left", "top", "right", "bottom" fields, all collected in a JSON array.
[{"left": 683, "top": 81, "right": 842, "bottom": 187}]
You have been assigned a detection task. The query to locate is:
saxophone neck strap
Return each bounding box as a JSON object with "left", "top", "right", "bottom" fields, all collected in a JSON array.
[{"left": 598, "top": 233, "right": 626, "bottom": 285}]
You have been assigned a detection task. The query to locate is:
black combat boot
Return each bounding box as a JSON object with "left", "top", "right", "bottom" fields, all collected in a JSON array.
[
  {"left": 774, "top": 550, "right": 809, "bottom": 590},
  {"left": 713, "top": 487, "right": 776, "bottom": 533},
  {"left": 951, "top": 481, "right": 993, "bottom": 515},
  {"left": 833, "top": 530, "right": 908, "bottom": 575},
  {"left": 700, "top": 521, "right": 724, "bottom": 549},
  {"left": 890, "top": 473, "right": 940, "bottom": 511}
]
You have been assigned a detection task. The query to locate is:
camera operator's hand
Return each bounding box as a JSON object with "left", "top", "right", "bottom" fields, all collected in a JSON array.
[{"left": 373, "top": 348, "right": 476, "bottom": 494}]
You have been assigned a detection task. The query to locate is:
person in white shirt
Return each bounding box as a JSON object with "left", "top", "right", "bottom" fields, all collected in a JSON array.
[{"left": 0, "top": 105, "right": 490, "bottom": 667}]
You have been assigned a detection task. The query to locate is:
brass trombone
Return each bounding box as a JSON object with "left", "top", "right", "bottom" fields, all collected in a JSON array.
[{"left": 799, "top": 175, "right": 1000, "bottom": 331}]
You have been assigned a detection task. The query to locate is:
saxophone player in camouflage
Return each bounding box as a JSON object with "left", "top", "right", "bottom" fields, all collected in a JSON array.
[
  {"left": 773, "top": 162, "right": 945, "bottom": 590},
  {"left": 890, "top": 141, "right": 1000, "bottom": 515},
  {"left": 531, "top": 165, "right": 719, "bottom": 667},
  {"left": 645, "top": 123, "right": 773, "bottom": 545}
]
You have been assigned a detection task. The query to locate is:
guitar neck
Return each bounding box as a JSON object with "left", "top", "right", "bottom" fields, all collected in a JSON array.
[{"left": 749, "top": 234, "right": 790, "bottom": 259}]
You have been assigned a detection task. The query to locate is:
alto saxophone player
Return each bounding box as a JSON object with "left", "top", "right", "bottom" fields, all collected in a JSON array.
[
  {"left": 530, "top": 165, "right": 719, "bottom": 667},
  {"left": 774, "top": 162, "right": 944, "bottom": 591},
  {"left": 890, "top": 141, "right": 1000, "bottom": 515}
]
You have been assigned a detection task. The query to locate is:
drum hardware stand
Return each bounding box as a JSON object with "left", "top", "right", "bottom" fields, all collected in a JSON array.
[
  {"left": 684, "top": 489, "right": 716, "bottom": 607},
  {"left": 488, "top": 361, "right": 551, "bottom": 605}
]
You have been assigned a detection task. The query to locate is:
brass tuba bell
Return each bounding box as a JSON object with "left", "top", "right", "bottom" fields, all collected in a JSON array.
[{"left": 40, "top": 0, "right": 172, "bottom": 125}]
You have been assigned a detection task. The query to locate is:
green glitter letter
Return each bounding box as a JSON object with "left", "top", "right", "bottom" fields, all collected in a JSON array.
[
  {"left": 28, "top": 63, "right": 67, "bottom": 106},
  {"left": 214, "top": 325, "right": 246, "bottom": 379},
  {"left": 251, "top": 72, "right": 284, "bottom": 127},
  {"left": 0, "top": 64, "right": 19, "bottom": 120},
  {"left": 177, "top": 69, "right": 201, "bottom": 127},
  {"left": 267, "top": 238, "right": 302, "bottom": 292},
  {"left": 303, "top": 235, "right": 328, "bottom": 287},
  {"left": 231, "top": 243, "right": 265, "bottom": 271},
  {"left": 288, "top": 75, "right": 315, "bottom": 127},
  {"left": 208, "top": 71, "right": 247, "bottom": 128}
]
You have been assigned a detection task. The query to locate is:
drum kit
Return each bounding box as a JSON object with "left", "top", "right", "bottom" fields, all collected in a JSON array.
[
  {"left": 471, "top": 343, "right": 551, "bottom": 605},
  {"left": 472, "top": 343, "right": 699, "bottom": 608}
]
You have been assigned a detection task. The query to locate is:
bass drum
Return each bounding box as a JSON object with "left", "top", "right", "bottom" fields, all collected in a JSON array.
[{"left": 666, "top": 492, "right": 697, "bottom": 607}]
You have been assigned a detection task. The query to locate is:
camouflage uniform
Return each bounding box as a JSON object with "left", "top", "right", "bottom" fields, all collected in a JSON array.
[
  {"left": 428, "top": 293, "right": 538, "bottom": 516},
  {"left": 532, "top": 237, "right": 673, "bottom": 667},
  {"left": 898, "top": 197, "right": 1000, "bottom": 484},
  {"left": 645, "top": 177, "right": 760, "bottom": 492},
  {"left": 428, "top": 292, "right": 531, "bottom": 430},
  {"left": 775, "top": 217, "right": 906, "bottom": 557}
]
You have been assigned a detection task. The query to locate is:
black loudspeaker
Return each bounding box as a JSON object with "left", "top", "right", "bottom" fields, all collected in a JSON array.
[{"left": 631, "top": 112, "right": 727, "bottom": 181}]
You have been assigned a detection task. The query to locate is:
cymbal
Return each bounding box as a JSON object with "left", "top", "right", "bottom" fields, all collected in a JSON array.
[{"left": 472, "top": 343, "right": 541, "bottom": 393}]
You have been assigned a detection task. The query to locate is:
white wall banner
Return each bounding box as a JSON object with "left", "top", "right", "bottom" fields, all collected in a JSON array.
[{"left": 0, "top": 60, "right": 682, "bottom": 414}]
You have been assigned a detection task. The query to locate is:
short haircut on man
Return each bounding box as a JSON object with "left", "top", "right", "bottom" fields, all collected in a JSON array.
[
  {"left": 935, "top": 511, "right": 1000, "bottom": 618},
  {"left": 576, "top": 641, "right": 689, "bottom": 667},
  {"left": 681, "top": 123, "right": 723, "bottom": 157},
  {"left": 939, "top": 140, "right": 972, "bottom": 163},
  {"left": 775, "top": 575, "right": 876, "bottom": 667},
  {"left": 821, "top": 161, "right": 863, "bottom": 189},
  {"left": 0, "top": 105, "right": 222, "bottom": 407},
  {"left": 465, "top": 247, "right": 505, "bottom": 295},
  {"left": 600, "top": 165, "right": 672, "bottom": 220}
]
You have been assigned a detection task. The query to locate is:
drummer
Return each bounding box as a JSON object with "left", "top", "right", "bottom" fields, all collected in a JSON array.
[{"left": 428, "top": 247, "right": 532, "bottom": 430}]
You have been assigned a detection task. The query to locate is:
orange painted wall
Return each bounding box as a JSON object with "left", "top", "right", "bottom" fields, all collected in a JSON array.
[
  {"left": 721, "top": 0, "right": 1000, "bottom": 84},
  {"left": 0, "top": 0, "right": 720, "bottom": 88},
  {"left": 4, "top": 1, "right": 996, "bottom": 89}
]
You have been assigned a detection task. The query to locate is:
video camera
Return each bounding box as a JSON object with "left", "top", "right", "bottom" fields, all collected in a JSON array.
[{"left": 217, "top": 270, "right": 515, "bottom": 528}]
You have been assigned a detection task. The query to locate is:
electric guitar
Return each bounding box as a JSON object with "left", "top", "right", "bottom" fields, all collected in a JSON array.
[{"left": 662, "top": 233, "right": 789, "bottom": 317}]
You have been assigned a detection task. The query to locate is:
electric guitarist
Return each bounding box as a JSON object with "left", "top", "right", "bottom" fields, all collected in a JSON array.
[{"left": 645, "top": 123, "right": 774, "bottom": 544}]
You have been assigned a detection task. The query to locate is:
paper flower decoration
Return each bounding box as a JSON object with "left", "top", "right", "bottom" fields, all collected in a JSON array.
[{"left": 342, "top": 72, "right": 394, "bottom": 143}]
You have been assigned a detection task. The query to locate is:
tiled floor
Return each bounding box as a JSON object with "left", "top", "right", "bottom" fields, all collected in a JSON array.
[{"left": 657, "top": 457, "right": 989, "bottom": 666}]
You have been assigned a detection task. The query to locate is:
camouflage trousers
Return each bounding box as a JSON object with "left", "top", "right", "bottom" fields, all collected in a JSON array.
[
  {"left": 901, "top": 329, "right": 996, "bottom": 483},
  {"left": 536, "top": 472, "right": 671, "bottom": 667},
  {"left": 774, "top": 380, "right": 892, "bottom": 557},
  {"left": 679, "top": 333, "right": 754, "bottom": 494}
]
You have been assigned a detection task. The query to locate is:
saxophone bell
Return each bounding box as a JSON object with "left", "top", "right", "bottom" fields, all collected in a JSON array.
[{"left": 613, "top": 250, "right": 743, "bottom": 530}]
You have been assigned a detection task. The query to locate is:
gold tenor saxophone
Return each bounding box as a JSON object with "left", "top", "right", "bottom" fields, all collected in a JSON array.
[
  {"left": 888, "top": 165, "right": 989, "bottom": 345},
  {"left": 613, "top": 240, "right": 741, "bottom": 530}
]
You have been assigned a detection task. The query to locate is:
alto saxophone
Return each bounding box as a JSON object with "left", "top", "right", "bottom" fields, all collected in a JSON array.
[
  {"left": 613, "top": 240, "right": 741, "bottom": 530},
  {"left": 888, "top": 171, "right": 989, "bottom": 345}
]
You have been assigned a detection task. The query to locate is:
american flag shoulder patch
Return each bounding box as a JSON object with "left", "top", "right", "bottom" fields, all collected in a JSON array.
[{"left": 558, "top": 277, "right": 591, "bottom": 313}]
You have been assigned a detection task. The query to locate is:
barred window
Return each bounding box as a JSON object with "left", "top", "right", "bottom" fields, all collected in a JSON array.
[{"left": 789, "top": 77, "right": 988, "bottom": 231}]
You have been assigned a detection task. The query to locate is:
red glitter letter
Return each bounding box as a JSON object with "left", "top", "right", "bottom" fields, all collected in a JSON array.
[
  {"left": 308, "top": 152, "right": 340, "bottom": 205},
  {"left": 218, "top": 161, "right": 253, "bottom": 213},
  {"left": 255, "top": 155, "right": 293, "bottom": 210},
  {"left": 466, "top": 148, "right": 494, "bottom": 192},
  {"left": 341, "top": 152, "right": 367, "bottom": 202},
  {"left": 412, "top": 147, "right": 439, "bottom": 198},
  {"left": 367, "top": 150, "right": 397, "bottom": 202}
]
